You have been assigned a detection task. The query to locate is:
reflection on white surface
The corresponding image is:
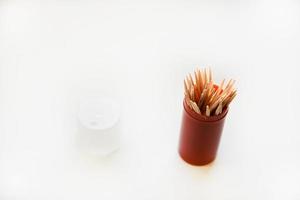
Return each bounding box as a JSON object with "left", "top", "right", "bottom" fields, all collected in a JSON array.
[{"left": 0, "top": 0, "right": 300, "bottom": 199}]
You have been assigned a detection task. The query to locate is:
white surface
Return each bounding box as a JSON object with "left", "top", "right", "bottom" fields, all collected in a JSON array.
[
  {"left": 77, "top": 96, "right": 121, "bottom": 155},
  {"left": 0, "top": 0, "right": 300, "bottom": 199}
]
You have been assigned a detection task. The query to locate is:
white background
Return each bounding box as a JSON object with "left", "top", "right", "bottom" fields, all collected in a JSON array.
[{"left": 1, "top": 0, "right": 300, "bottom": 199}]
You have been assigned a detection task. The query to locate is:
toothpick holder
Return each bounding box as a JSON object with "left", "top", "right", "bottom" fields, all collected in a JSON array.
[
  {"left": 179, "top": 99, "right": 228, "bottom": 166},
  {"left": 77, "top": 97, "right": 121, "bottom": 156}
]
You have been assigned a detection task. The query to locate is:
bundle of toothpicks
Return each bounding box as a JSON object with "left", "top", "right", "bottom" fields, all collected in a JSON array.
[{"left": 184, "top": 68, "right": 236, "bottom": 117}]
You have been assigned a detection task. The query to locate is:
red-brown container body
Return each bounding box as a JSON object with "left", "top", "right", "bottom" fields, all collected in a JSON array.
[{"left": 179, "top": 100, "right": 228, "bottom": 166}]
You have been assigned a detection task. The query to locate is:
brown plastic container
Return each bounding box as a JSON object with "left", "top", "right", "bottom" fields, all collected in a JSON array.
[{"left": 179, "top": 99, "right": 228, "bottom": 166}]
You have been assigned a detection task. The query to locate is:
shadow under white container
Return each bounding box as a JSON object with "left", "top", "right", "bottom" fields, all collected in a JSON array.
[{"left": 77, "top": 96, "right": 121, "bottom": 156}]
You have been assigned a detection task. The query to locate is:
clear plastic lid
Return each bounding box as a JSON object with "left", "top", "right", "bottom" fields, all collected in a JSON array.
[{"left": 78, "top": 97, "right": 121, "bottom": 131}]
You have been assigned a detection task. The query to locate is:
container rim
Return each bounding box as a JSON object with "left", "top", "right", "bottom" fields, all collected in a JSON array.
[{"left": 183, "top": 98, "right": 228, "bottom": 122}]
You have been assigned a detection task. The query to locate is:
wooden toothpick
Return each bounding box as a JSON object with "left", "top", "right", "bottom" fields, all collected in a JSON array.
[
  {"left": 206, "top": 105, "right": 210, "bottom": 117},
  {"left": 184, "top": 67, "right": 236, "bottom": 116}
]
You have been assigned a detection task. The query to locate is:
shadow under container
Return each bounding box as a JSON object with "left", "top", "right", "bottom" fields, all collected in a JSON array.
[{"left": 179, "top": 99, "right": 228, "bottom": 166}]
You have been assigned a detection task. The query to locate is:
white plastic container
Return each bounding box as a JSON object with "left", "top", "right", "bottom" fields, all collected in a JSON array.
[{"left": 77, "top": 96, "right": 121, "bottom": 156}]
